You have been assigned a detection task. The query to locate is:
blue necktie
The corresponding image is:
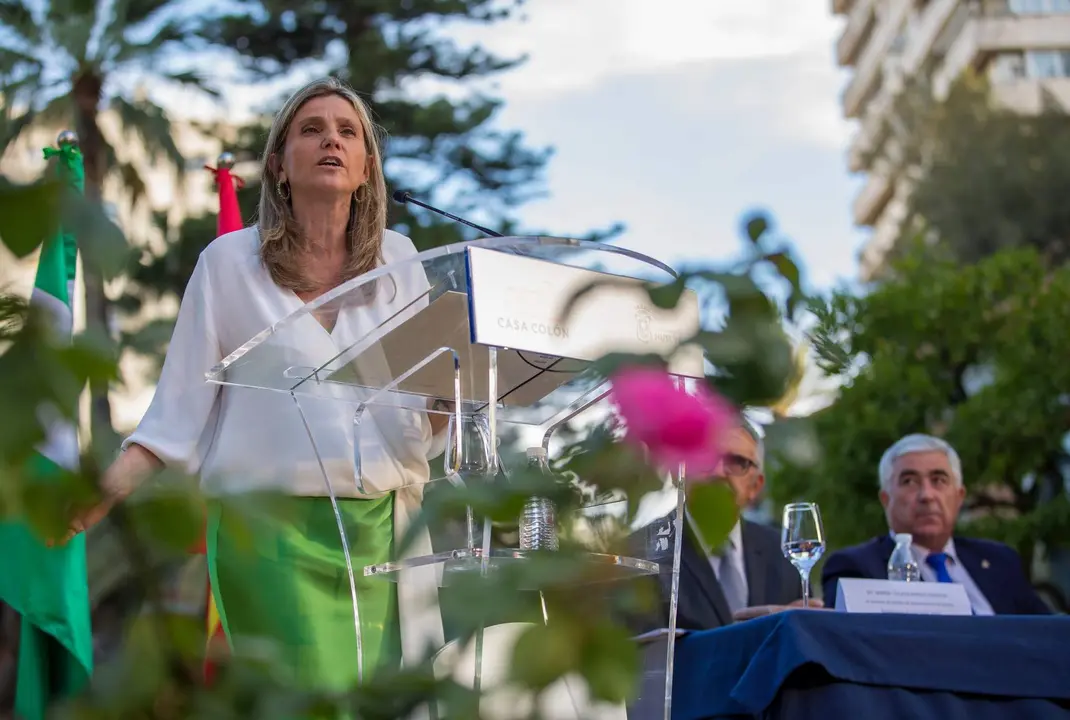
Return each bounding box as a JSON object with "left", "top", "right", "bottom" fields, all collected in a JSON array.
[
  {"left": 926, "top": 552, "right": 955, "bottom": 583},
  {"left": 926, "top": 552, "right": 978, "bottom": 615}
]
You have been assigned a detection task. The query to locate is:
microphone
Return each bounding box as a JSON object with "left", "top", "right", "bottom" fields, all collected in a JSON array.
[{"left": 392, "top": 190, "right": 502, "bottom": 238}]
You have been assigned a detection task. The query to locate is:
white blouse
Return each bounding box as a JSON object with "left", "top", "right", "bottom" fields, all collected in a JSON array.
[{"left": 124, "top": 225, "right": 439, "bottom": 499}]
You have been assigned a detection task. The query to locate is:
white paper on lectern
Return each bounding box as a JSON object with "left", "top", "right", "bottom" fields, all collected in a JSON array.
[
  {"left": 465, "top": 246, "right": 705, "bottom": 377},
  {"left": 835, "top": 578, "right": 972, "bottom": 615}
]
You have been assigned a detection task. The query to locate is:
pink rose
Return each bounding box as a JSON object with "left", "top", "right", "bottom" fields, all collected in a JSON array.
[{"left": 609, "top": 366, "right": 736, "bottom": 475}]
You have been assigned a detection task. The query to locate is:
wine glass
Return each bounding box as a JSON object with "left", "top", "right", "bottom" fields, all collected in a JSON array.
[{"left": 781, "top": 502, "right": 826, "bottom": 608}]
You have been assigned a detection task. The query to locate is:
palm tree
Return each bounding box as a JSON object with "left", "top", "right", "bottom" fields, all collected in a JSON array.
[{"left": 0, "top": 0, "right": 223, "bottom": 444}]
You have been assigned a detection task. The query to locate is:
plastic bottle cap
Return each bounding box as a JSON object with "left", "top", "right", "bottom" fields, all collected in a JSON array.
[
  {"left": 526, "top": 446, "right": 548, "bottom": 460},
  {"left": 894, "top": 533, "right": 913, "bottom": 544}
]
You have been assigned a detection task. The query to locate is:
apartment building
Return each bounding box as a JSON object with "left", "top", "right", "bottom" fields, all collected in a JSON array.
[{"left": 833, "top": 0, "right": 1070, "bottom": 279}]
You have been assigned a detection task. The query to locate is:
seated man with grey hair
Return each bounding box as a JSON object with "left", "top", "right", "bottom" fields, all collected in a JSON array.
[{"left": 821, "top": 433, "right": 1050, "bottom": 615}]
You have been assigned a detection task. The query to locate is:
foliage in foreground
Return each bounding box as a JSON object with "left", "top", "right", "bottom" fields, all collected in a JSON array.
[{"left": 0, "top": 171, "right": 813, "bottom": 716}]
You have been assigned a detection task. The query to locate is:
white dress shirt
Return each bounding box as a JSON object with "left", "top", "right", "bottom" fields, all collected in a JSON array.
[
  {"left": 123, "top": 225, "right": 446, "bottom": 669},
  {"left": 912, "top": 538, "right": 995, "bottom": 616},
  {"left": 123, "top": 225, "right": 438, "bottom": 499}
]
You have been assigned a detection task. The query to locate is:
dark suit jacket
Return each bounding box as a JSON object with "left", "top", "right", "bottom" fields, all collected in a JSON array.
[
  {"left": 633, "top": 515, "right": 803, "bottom": 633},
  {"left": 821, "top": 535, "right": 1052, "bottom": 615}
]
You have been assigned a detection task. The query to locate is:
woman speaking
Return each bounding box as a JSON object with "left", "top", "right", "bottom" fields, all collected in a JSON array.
[{"left": 66, "top": 77, "right": 445, "bottom": 690}]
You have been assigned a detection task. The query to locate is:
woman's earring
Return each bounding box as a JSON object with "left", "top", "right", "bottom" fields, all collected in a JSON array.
[{"left": 276, "top": 180, "right": 290, "bottom": 200}]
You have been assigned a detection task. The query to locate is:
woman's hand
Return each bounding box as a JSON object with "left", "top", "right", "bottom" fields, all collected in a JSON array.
[
  {"left": 427, "top": 398, "right": 455, "bottom": 435},
  {"left": 55, "top": 493, "right": 123, "bottom": 546},
  {"left": 51, "top": 443, "right": 162, "bottom": 546}
]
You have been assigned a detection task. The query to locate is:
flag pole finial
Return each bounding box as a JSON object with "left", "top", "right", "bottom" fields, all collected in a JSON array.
[
  {"left": 57, "top": 130, "right": 79, "bottom": 148},
  {"left": 217, "top": 151, "right": 236, "bottom": 169}
]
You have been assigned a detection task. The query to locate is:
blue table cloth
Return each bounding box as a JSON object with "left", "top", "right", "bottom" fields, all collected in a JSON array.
[{"left": 672, "top": 611, "right": 1070, "bottom": 720}]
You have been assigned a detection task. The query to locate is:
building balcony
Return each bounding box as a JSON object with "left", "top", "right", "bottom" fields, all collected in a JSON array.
[
  {"left": 837, "top": 0, "right": 876, "bottom": 67},
  {"left": 845, "top": 0, "right": 960, "bottom": 170},
  {"left": 934, "top": 14, "right": 1070, "bottom": 96},
  {"left": 852, "top": 171, "right": 894, "bottom": 227},
  {"left": 842, "top": 1, "right": 913, "bottom": 118},
  {"left": 992, "top": 77, "right": 1070, "bottom": 112},
  {"left": 858, "top": 189, "right": 910, "bottom": 281},
  {"left": 899, "top": 0, "right": 962, "bottom": 74},
  {"left": 846, "top": 83, "right": 900, "bottom": 173}
]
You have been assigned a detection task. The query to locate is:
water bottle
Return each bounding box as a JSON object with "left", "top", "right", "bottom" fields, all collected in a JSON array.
[
  {"left": 519, "top": 447, "right": 558, "bottom": 551},
  {"left": 887, "top": 532, "right": 920, "bottom": 581}
]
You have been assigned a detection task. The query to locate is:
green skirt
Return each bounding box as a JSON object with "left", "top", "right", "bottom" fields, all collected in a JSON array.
[{"left": 206, "top": 493, "right": 402, "bottom": 690}]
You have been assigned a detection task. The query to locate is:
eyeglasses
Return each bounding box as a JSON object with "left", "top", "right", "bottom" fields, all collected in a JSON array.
[{"left": 721, "top": 453, "right": 758, "bottom": 477}]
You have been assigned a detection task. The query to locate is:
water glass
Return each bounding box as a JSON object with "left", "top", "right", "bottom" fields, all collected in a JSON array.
[
  {"left": 444, "top": 412, "right": 493, "bottom": 482},
  {"left": 781, "top": 502, "right": 826, "bottom": 608}
]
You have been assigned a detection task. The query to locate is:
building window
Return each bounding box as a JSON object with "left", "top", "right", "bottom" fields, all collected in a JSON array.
[
  {"left": 1009, "top": 0, "right": 1070, "bottom": 14},
  {"left": 1026, "top": 50, "right": 1070, "bottom": 77},
  {"left": 987, "top": 50, "right": 1070, "bottom": 80},
  {"left": 989, "top": 52, "right": 1028, "bottom": 82}
]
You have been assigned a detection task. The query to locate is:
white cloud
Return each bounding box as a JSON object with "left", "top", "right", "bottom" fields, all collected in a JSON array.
[
  {"left": 488, "top": 44, "right": 865, "bottom": 290},
  {"left": 140, "top": 0, "right": 864, "bottom": 290},
  {"left": 448, "top": 0, "right": 845, "bottom": 97}
]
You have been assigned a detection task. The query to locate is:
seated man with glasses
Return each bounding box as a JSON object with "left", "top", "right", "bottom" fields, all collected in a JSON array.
[{"left": 638, "top": 419, "right": 813, "bottom": 632}]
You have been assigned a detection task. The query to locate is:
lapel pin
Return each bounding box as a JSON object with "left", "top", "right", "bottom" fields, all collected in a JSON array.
[{"left": 981, "top": 559, "right": 990, "bottom": 569}]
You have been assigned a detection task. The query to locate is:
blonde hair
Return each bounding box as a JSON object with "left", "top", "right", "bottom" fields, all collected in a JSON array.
[{"left": 257, "top": 77, "right": 388, "bottom": 293}]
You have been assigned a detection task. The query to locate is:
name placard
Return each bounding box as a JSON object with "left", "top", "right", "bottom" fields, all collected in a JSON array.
[
  {"left": 465, "top": 246, "right": 704, "bottom": 377},
  {"left": 835, "top": 578, "right": 972, "bottom": 615}
]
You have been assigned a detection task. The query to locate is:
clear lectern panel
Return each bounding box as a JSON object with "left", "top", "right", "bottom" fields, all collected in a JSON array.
[
  {"left": 206, "top": 237, "right": 678, "bottom": 416},
  {"left": 201, "top": 237, "right": 688, "bottom": 719},
  {"left": 204, "top": 237, "right": 693, "bottom": 493},
  {"left": 363, "top": 489, "right": 672, "bottom": 588}
]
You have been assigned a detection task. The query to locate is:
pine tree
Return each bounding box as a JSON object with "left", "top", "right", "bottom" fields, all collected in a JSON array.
[
  {"left": 120, "top": 0, "right": 621, "bottom": 361},
  {"left": 1, "top": 0, "right": 227, "bottom": 446},
  {"left": 205, "top": 0, "right": 558, "bottom": 248}
]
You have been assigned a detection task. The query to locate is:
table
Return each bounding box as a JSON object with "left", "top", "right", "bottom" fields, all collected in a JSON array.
[{"left": 672, "top": 610, "right": 1070, "bottom": 720}]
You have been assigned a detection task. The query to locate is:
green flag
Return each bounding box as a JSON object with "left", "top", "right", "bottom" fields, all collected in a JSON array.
[{"left": 0, "top": 142, "right": 93, "bottom": 720}]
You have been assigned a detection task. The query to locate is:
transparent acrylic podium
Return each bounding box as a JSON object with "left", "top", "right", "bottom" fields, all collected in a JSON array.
[{"left": 205, "top": 236, "right": 701, "bottom": 719}]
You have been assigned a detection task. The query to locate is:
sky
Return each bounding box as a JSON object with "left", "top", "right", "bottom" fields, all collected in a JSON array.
[
  {"left": 441, "top": 0, "right": 865, "bottom": 293},
  {"left": 205, "top": 0, "right": 865, "bottom": 294},
  {"left": 0, "top": 0, "right": 864, "bottom": 430}
]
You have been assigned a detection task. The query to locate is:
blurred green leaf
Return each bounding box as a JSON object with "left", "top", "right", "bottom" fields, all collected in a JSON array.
[
  {"left": 765, "top": 252, "right": 801, "bottom": 291},
  {"left": 509, "top": 622, "right": 580, "bottom": 691},
  {"left": 764, "top": 418, "right": 821, "bottom": 469},
  {"left": 128, "top": 480, "right": 203, "bottom": 553},
  {"left": 565, "top": 440, "right": 663, "bottom": 523},
  {"left": 0, "top": 177, "right": 62, "bottom": 257},
  {"left": 120, "top": 317, "right": 177, "bottom": 358},
  {"left": 646, "top": 276, "right": 687, "bottom": 310},
  {"left": 744, "top": 213, "right": 770, "bottom": 244},
  {"left": 589, "top": 351, "right": 667, "bottom": 381},
  {"left": 765, "top": 251, "right": 805, "bottom": 320},
  {"left": 579, "top": 622, "right": 639, "bottom": 704},
  {"left": 687, "top": 482, "right": 738, "bottom": 550},
  {"left": 63, "top": 192, "right": 131, "bottom": 280}
]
